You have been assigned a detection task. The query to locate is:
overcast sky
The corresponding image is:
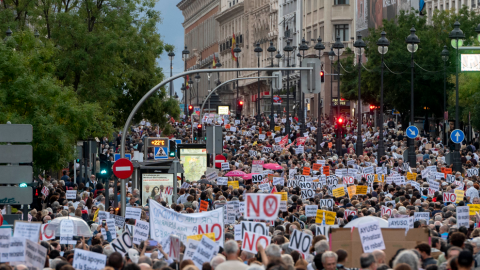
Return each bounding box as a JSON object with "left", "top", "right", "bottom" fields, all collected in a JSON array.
[{"left": 155, "top": 0, "right": 185, "bottom": 100}]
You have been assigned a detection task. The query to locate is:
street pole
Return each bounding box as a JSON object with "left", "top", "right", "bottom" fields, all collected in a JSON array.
[
  {"left": 328, "top": 47, "right": 335, "bottom": 126},
  {"left": 284, "top": 41, "right": 293, "bottom": 136},
  {"left": 333, "top": 37, "right": 344, "bottom": 155},
  {"left": 255, "top": 43, "right": 263, "bottom": 123},
  {"left": 314, "top": 36, "right": 324, "bottom": 152},
  {"left": 377, "top": 31, "right": 389, "bottom": 164},
  {"left": 441, "top": 46, "right": 449, "bottom": 146},
  {"left": 406, "top": 27, "right": 419, "bottom": 168},
  {"left": 182, "top": 47, "right": 190, "bottom": 118},
  {"left": 299, "top": 39, "right": 308, "bottom": 135},
  {"left": 354, "top": 33, "right": 365, "bottom": 156},
  {"left": 168, "top": 51, "right": 175, "bottom": 97},
  {"left": 267, "top": 42, "right": 277, "bottom": 131}
]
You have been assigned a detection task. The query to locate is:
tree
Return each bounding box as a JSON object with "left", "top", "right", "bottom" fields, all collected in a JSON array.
[{"left": 340, "top": 7, "right": 480, "bottom": 128}]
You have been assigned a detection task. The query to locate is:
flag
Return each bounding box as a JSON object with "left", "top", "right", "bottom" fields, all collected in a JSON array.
[
  {"left": 212, "top": 55, "right": 217, "bottom": 68},
  {"left": 231, "top": 33, "right": 237, "bottom": 61}
]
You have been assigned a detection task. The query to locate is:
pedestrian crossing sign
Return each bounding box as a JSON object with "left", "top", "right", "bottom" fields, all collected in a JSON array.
[{"left": 154, "top": 146, "right": 168, "bottom": 159}]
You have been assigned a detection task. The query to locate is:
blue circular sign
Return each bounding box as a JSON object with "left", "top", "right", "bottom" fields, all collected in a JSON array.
[
  {"left": 406, "top": 126, "right": 419, "bottom": 139},
  {"left": 450, "top": 129, "right": 465, "bottom": 144}
]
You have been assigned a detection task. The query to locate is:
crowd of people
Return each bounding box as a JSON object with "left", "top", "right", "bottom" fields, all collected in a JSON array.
[{"left": 7, "top": 112, "right": 480, "bottom": 270}]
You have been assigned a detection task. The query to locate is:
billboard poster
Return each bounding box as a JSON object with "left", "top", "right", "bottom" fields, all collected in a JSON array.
[
  {"left": 141, "top": 173, "right": 179, "bottom": 205},
  {"left": 180, "top": 148, "right": 207, "bottom": 182}
]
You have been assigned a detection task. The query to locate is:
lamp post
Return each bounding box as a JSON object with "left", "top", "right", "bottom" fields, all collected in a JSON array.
[
  {"left": 296, "top": 51, "right": 302, "bottom": 130},
  {"left": 449, "top": 21, "right": 465, "bottom": 173},
  {"left": 254, "top": 43, "right": 263, "bottom": 123},
  {"left": 267, "top": 41, "right": 277, "bottom": 130},
  {"left": 181, "top": 83, "right": 186, "bottom": 117},
  {"left": 299, "top": 38, "right": 309, "bottom": 134},
  {"left": 441, "top": 45, "right": 449, "bottom": 146},
  {"left": 275, "top": 50, "right": 283, "bottom": 119},
  {"left": 353, "top": 33, "right": 366, "bottom": 156},
  {"left": 377, "top": 31, "right": 389, "bottom": 163},
  {"left": 328, "top": 47, "right": 335, "bottom": 126},
  {"left": 233, "top": 44, "right": 242, "bottom": 114},
  {"left": 188, "top": 77, "right": 193, "bottom": 107},
  {"left": 208, "top": 67, "right": 212, "bottom": 114},
  {"left": 216, "top": 61, "right": 222, "bottom": 86},
  {"left": 182, "top": 46, "right": 190, "bottom": 118},
  {"left": 284, "top": 40, "right": 293, "bottom": 136},
  {"left": 314, "top": 36, "right": 325, "bottom": 152},
  {"left": 168, "top": 51, "right": 175, "bottom": 97},
  {"left": 195, "top": 73, "right": 201, "bottom": 107},
  {"left": 332, "top": 36, "right": 344, "bottom": 154},
  {"left": 405, "top": 26, "right": 420, "bottom": 168}
]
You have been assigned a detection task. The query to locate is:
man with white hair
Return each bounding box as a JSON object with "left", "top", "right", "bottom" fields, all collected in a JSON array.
[
  {"left": 322, "top": 251, "right": 338, "bottom": 270},
  {"left": 466, "top": 181, "right": 479, "bottom": 203},
  {"left": 210, "top": 255, "right": 226, "bottom": 270},
  {"left": 216, "top": 240, "right": 248, "bottom": 270}
]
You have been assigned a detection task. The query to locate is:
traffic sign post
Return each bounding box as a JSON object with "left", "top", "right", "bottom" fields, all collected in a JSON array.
[
  {"left": 450, "top": 129, "right": 465, "bottom": 144},
  {"left": 406, "top": 126, "right": 419, "bottom": 139},
  {"left": 168, "top": 158, "right": 184, "bottom": 203}
]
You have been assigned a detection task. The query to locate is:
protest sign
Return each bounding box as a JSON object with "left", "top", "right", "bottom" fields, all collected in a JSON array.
[
  {"left": 216, "top": 177, "right": 228, "bottom": 185},
  {"left": 305, "top": 205, "right": 318, "bottom": 217},
  {"left": 191, "top": 236, "right": 219, "bottom": 269},
  {"left": 8, "top": 237, "right": 25, "bottom": 262},
  {"left": 183, "top": 239, "right": 200, "bottom": 261},
  {"left": 356, "top": 186, "right": 368, "bottom": 195},
  {"left": 347, "top": 185, "right": 356, "bottom": 198},
  {"left": 319, "top": 199, "right": 334, "bottom": 209},
  {"left": 110, "top": 232, "right": 133, "bottom": 256},
  {"left": 24, "top": 239, "right": 47, "bottom": 270},
  {"left": 457, "top": 206, "right": 470, "bottom": 227},
  {"left": 199, "top": 201, "right": 209, "bottom": 212},
  {"left": 242, "top": 231, "right": 271, "bottom": 254},
  {"left": 244, "top": 194, "right": 280, "bottom": 221},
  {"left": 272, "top": 177, "right": 284, "bottom": 186},
  {"left": 381, "top": 206, "right": 392, "bottom": 217},
  {"left": 206, "top": 171, "right": 218, "bottom": 182},
  {"left": 388, "top": 218, "right": 410, "bottom": 230},
  {"left": 149, "top": 200, "right": 225, "bottom": 246},
  {"left": 252, "top": 160, "right": 264, "bottom": 174},
  {"left": 221, "top": 162, "right": 230, "bottom": 171},
  {"left": 97, "top": 211, "right": 109, "bottom": 222},
  {"left": 66, "top": 190, "right": 76, "bottom": 200},
  {"left": 343, "top": 176, "right": 354, "bottom": 185},
  {"left": 302, "top": 167, "right": 311, "bottom": 175},
  {"left": 60, "top": 219, "right": 76, "bottom": 244},
  {"left": 414, "top": 212, "right": 430, "bottom": 222},
  {"left": 0, "top": 228, "right": 10, "bottom": 262},
  {"left": 168, "top": 235, "right": 181, "bottom": 261},
  {"left": 443, "top": 193, "right": 457, "bottom": 203},
  {"left": 113, "top": 215, "right": 125, "bottom": 229},
  {"left": 358, "top": 221, "right": 385, "bottom": 252},
  {"left": 345, "top": 210, "right": 357, "bottom": 217},
  {"left": 72, "top": 248, "right": 107, "bottom": 270},
  {"left": 186, "top": 232, "right": 215, "bottom": 242},
  {"left": 133, "top": 220, "right": 149, "bottom": 245},
  {"left": 252, "top": 174, "right": 263, "bottom": 183},
  {"left": 332, "top": 186, "right": 345, "bottom": 197},
  {"left": 469, "top": 204, "right": 480, "bottom": 216},
  {"left": 227, "top": 181, "right": 239, "bottom": 190},
  {"left": 125, "top": 207, "right": 142, "bottom": 220},
  {"left": 13, "top": 221, "right": 40, "bottom": 243},
  {"left": 288, "top": 230, "right": 313, "bottom": 254},
  {"left": 315, "top": 210, "right": 336, "bottom": 225}
]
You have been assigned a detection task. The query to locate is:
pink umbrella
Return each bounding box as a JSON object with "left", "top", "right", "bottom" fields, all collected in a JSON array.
[
  {"left": 224, "top": 170, "right": 246, "bottom": 177},
  {"left": 263, "top": 163, "right": 282, "bottom": 170},
  {"left": 242, "top": 173, "right": 260, "bottom": 180}
]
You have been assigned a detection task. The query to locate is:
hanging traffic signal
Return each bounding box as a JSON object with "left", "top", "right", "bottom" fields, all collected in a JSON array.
[
  {"left": 188, "top": 105, "right": 194, "bottom": 115},
  {"left": 169, "top": 140, "right": 176, "bottom": 157},
  {"left": 320, "top": 70, "right": 325, "bottom": 82}
]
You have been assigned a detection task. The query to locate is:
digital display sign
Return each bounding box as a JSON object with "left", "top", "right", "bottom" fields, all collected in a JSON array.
[{"left": 147, "top": 138, "right": 168, "bottom": 147}]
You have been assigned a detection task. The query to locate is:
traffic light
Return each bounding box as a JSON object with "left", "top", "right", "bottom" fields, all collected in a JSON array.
[
  {"left": 337, "top": 117, "right": 345, "bottom": 127},
  {"left": 320, "top": 70, "right": 325, "bottom": 82},
  {"left": 236, "top": 100, "right": 244, "bottom": 120},
  {"left": 369, "top": 105, "right": 375, "bottom": 112},
  {"left": 197, "top": 124, "right": 203, "bottom": 138},
  {"left": 19, "top": 183, "right": 27, "bottom": 188},
  {"left": 100, "top": 160, "right": 109, "bottom": 175},
  {"left": 188, "top": 105, "right": 194, "bottom": 115},
  {"left": 169, "top": 140, "right": 176, "bottom": 158}
]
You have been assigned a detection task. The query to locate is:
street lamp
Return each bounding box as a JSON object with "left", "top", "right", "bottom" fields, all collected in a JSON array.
[
  {"left": 168, "top": 51, "right": 175, "bottom": 97},
  {"left": 233, "top": 44, "right": 242, "bottom": 116},
  {"left": 328, "top": 47, "right": 336, "bottom": 126},
  {"left": 275, "top": 50, "right": 283, "bottom": 119},
  {"left": 314, "top": 36, "right": 325, "bottom": 152},
  {"left": 182, "top": 46, "right": 190, "bottom": 118},
  {"left": 405, "top": 26, "right": 420, "bottom": 168},
  {"left": 377, "top": 31, "right": 389, "bottom": 163},
  {"left": 181, "top": 83, "right": 186, "bottom": 117},
  {"left": 449, "top": 21, "right": 465, "bottom": 172},
  {"left": 188, "top": 77, "right": 193, "bottom": 107},
  {"left": 195, "top": 73, "right": 201, "bottom": 107},
  {"left": 332, "top": 36, "right": 344, "bottom": 154},
  {"left": 207, "top": 66, "right": 212, "bottom": 114},
  {"left": 254, "top": 43, "right": 263, "bottom": 122},
  {"left": 283, "top": 40, "right": 294, "bottom": 136},
  {"left": 299, "top": 38, "right": 309, "bottom": 134},
  {"left": 216, "top": 61, "right": 222, "bottom": 86},
  {"left": 441, "top": 45, "right": 449, "bottom": 146},
  {"left": 267, "top": 41, "right": 277, "bottom": 130},
  {"left": 353, "top": 33, "right": 366, "bottom": 156}
]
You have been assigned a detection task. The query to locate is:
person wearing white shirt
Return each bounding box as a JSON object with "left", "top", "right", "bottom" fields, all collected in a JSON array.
[{"left": 466, "top": 181, "right": 479, "bottom": 203}]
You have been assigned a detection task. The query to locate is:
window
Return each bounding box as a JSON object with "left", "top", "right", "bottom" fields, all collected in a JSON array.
[
  {"left": 472, "top": 0, "right": 476, "bottom": 8},
  {"left": 334, "top": 0, "right": 349, "bottom": 4},
  {"left": 334, "top": 24, "right": 349, "bottom": 41}
]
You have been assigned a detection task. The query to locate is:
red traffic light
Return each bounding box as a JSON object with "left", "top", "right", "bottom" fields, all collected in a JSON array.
[
  {"left": 320, "top": 71, "right": 324, "bottom": 76},
  {"left": 239, "top": 101, "right": 244, "bottom": 105},
  {"left": 188, "top": 105, "right": 193, "bottom": 110},
  {"left": 197, "top": 124, "right": 202, "bottom": 129},
  {"left": 338, "top": 117, "right": 344, "bottom": 124},
  {"left": 369, "top": 105, "right": 375, "bottom": 110}
]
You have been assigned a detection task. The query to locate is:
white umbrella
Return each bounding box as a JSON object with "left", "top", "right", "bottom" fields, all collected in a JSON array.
[
  {"left": 45, "top": 216, "right": 93, "bottom": 237},
  {"left": 344, "top": 216, "right": 389, "bottom": 228}
]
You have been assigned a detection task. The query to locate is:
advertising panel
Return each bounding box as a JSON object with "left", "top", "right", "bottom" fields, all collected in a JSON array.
[{"left": 180, "top": 148, "right": 207, "bottom": 182}]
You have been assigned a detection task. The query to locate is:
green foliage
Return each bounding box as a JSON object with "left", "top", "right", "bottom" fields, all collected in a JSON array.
[
  {"left": 340, "top": 7, "right": 480, "bottom": 127},
  {"left": 0, "top": 0, "right": 180, "bottom": 169}
]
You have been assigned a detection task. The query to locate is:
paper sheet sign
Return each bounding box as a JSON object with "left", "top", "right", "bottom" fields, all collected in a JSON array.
[
  {"left": 332, "top": 186, "right": 345, "bottom": 197},
  {"left": 315, "top": 210, "right": 336, "bottom": 225},
  {"left": 244, "top": 194, "right": 281, "bottom": 221},
  {"left": 199, "top": 201, "right": 209, "bottom": 212},
  {"left": 242, "top": 231, "right": 271, "bottom": 254},
  {"left": 227, "top": 181, "right": 239, "bottom": 189},
  {"left": 358, "top": 221, "right": 385, "bottom": 252}
]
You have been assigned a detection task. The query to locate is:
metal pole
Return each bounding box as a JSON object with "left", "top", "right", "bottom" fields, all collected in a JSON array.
[
  {"left": 336, "top": 49, "right": 342, "bottom": 154},
  {"left": 316, "top": 50, "right": 323, "bottom": 152},
  {"left": 170, "top": 59, "right": 173, "bottom": 97},
  {"left": 444, "top": 59, "right": 447, "bottom": 146},
  {"left": 408, "top": 50, "right": 416, "bottom": 168},
  {"left": 453, "top": 46, "right": 462, "bottom": 172},
  {"left": 378, "top": 53, "right": 385, "bottom": 164},
  {"left": 286, "top": 53, "right": 290, "bottom": 136},
  {"left": 172, "top": 158, "right": 178, "bottom": 203},
  {"left": 236, "top": 59, "right": 239, "bottom": 115},
  {"left": 330, "top": 61, "right": 333, "bottom": 125},
  {"left": 196, "top": 81, "right": 199, "bottom": 107},
  {"left": 356, "top": 50, "right": 363, "bottom": 156},
  {"left": 270, "top": 58, "right": 275, "bottom": 130},
  {"left": 257, "top": 57, "right": 261, "bottom": 122},
  {"left": 184, "top": 60, "right": 187, "bottom": 118},
  {"left": 113, "top": 178, "right": 118, "bottom": 208}
]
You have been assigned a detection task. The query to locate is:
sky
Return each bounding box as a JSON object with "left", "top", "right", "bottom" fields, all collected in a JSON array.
[{"left": 155, "top": 0, "right": 185, "bottom": 100}]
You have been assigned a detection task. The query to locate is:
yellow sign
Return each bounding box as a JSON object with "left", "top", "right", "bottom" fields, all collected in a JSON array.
[
  {"left": 315, "top": 210, "right": 336, "bottom": 225},
  {"left": 274, "top": 126, "right": 281, "bottom": 131},
  {"left": 469, "top": 204, "right": 480, "bottom": 215},
  {"left": 347, "top": 186, "right": 356, "bottom": 198},
  {"left": 406, "top": 172, "right": 417, "bottom": 181},
  {"left": 356, "top": 185, "right": 367, "bottom": 195},
  {"left": 275, "top": 192, "right": 288, "bottom": 201},
  {"left": 187, "top": 232, "right": 215, "bottom": 242},
  {"left": 218, "top": 106, "right": 229, "bottom": 115},
  {"left": 228, "top": 181, "right": 239, "bottom": 190},
  {"left": 455, "top": 190, "right": 465, "bottom": 204},
  {"left": 374, "top": 174, "right": 385, "bottom": 183},
  {"left": 332, "top": 186, "right": 345, "bottom": 198}
]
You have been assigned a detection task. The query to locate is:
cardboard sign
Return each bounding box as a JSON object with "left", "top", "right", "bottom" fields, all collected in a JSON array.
[
  {"left": 358, "top": 221, "right": 385, "bottom": 252},
  {"left": 242, "top": 231, "right": 271, "bottom": 254},
  {"left": 305, "top": 205, "right": 318, "bottom": 217},
  {"left": 191, "top": 236, "right": 219, "bottom": 269},
  {"left": 227, "top": 181, "right": 239, "bottom": 189},
  {"left": 244, "top": 194, "right": 281, "bottom": 221},
  {"left": 133, "top": 220, "right": 149, "bottom": 245},
  {"left": 443, "top": 193, "right": 457, "bottom": 203},
  {"left": 13, "top": 221, "right": 41, "bottom": 243},
  {"left": 315, "top": 210, "right": 336, "bottom": 225},
  {"left": 72, "top": 248, "right": 107, "bottom": 270},
  {"left": 347, "top": 186, "right": 356, "bottom": 198},
  {"left": 455, "top": 190, "right": 465, "bottom": 203},
  {"left": 199, "top": 201, "right": 209, "bottom": 212},
  {"left": 125, "top": 207, "right": 142, "bottom": 220},
  {"left": 356, "top": 186, "right": 367, "bottom": 195},
  {"left": 332, "top": 186, "right": 345, "bottom": 197},
  {"left": 323, "top": 166, "right": 330, "bottom": 176},
  {"left": 312, "top": 163, "right": 322, "bottom": 171},
  {"left": 302, "top": 167, "right": 311, "bottom": 176},
  {"left": 469, "top": 204, "right": 480, "bottom": 216},
  {"left": 319, "top": 199, "right": 334, "bottom": 209},
  {"left": 288, "top": 229, "right": 313, "bottom": 254}
]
